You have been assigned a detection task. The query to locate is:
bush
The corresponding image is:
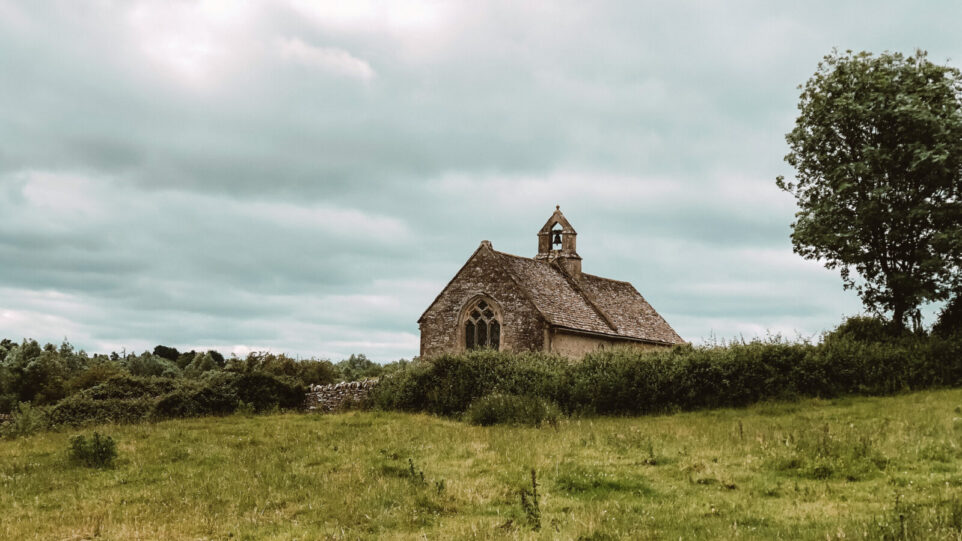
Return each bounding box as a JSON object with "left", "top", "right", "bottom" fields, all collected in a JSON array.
[
  {"left": 49, "top": 395, "right": 153, "bottom": 426},
  {"left": 824, "top": 315, "right": 895, "bottom": 343},
  {"left": 369, "top": 350, "right": 569, "bottom": 415},
  {"left": 81, "top": 374, "right": 181, "bottom": 400},
  {"left": 336, "top": 354, "right": 383, "bottom": 381},
  {"left": 225, "top": 352, "right": 338, "bottom": 386},
  {"left": 235, "top": 400, "right": 256, "bottom": 416},
  {"left": 150, "top": 386, "right": 213, "bottom": 419},
  {"left": 464, "top": 393, "right": 561, "bottom": 427},
  {"left": 371, "top": 330, "right": 962, "bottom": 419},
  {"left": 150, "top": 371, "right": 305, "bottom": 419},
  {"left": 68, "top": 432, "right": 117, "bottom": 468},
  {"left": 230, "top": 372, "right": 305, "bottom": 411},
  {"left": 66, "top": 361, "right": 125, "bottom": 395},
  {"left": 0, "top": 402, "right": 50, "bottom": 439},
  {"left": 933, "top": 296, "right": 962, "bottom": 338},
  {"left": 124, "top": 354, "right": 181, "bottom": 378}
]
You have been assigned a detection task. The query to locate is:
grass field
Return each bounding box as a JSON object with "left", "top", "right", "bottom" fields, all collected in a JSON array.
[{"left": 4, "top": 390, "right": 962, "bottom": 540}]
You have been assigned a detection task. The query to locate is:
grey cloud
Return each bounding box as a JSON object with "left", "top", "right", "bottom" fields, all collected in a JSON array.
[{"left": 0, "top": 1, "right": 959, "bottom": 359}]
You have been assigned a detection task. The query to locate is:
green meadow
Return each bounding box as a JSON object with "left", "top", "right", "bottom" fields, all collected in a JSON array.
[{"left": 4, "top": 389, "right": 962, "bottom": 540}]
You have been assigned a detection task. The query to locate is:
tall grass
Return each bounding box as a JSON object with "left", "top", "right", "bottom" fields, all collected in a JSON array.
[{"left": 4, "top": 389, "right": 962, "bottom": 539}]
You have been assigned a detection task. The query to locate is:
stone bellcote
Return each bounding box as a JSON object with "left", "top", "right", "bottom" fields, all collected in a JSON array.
[{"left": 535, "top": 205, "right": 582, "bottom": 279}]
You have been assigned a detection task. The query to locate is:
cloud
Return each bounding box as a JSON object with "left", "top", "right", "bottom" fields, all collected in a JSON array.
[
  {"left": 277, "top": 37, "right": 376, "bottom": 81},
  {"left": 0, "top": 1, "right": 960, "bottom": 360}
]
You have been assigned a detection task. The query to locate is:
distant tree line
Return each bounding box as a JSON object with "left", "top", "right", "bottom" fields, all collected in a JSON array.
[
  {"left": 1, "top": 306, "right": 960, "bottom": 437},
  {"left": 0, "top": 339, "right": 408, "bottom": 417}
]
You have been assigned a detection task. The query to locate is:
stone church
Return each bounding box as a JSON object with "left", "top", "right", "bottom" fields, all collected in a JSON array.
[{"left": 418, "top": 207, "right": 685, "bottom": 358}]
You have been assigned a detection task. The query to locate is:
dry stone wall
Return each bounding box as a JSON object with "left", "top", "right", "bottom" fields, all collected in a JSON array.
[{"left": 305, "top": 379, "right": 378, "bottom": 413}]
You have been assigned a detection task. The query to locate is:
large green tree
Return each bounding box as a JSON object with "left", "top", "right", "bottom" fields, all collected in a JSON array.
[{"left": 777, "top": 50, "right": 962, "bottom": 330}]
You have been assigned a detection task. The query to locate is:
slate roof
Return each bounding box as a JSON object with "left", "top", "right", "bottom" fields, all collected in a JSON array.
[{"left": 494, "top": 250, "right": 685, "bottom": 345}]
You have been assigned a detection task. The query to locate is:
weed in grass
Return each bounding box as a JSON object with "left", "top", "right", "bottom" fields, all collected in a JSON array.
[
  {"left": 577, "top": 531, "right": 618, "bottom": 541},
  {"left": 919, "top": 441, "right": 957, "bottom": 463},
  {"left": 760, "top": 483, "right": 782, "bottom": 497},
  {"left": 641, "top": 436, "right": 664, "bottom": 466},
  {"left": 557, "top": 463, "right": 653, "bottom": 496},
  {"left": 765, "top": 421, "right": 888, "bottom": 481},
  {"left": 408, "top": 458, "right": 426, "bottom": 486},
  {"left": 519, "top": 468, "right": 541, "bottom": 531},
  {"left": 871, "top": 493, "right": 962, "bottom": 540}
]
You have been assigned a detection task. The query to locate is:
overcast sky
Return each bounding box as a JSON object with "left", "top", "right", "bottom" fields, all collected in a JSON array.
[{"left": 1, "top": 1, "right": 960, "bottom": 361}]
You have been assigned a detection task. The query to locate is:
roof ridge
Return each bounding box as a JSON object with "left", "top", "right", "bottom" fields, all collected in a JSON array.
[
  {"left": 580, "top": 272, "right": 632, "bottom": 285},
  {"left": 550, "top": 260, "right": 619, "bottom": 333},
  {"left": 491, "top": 249, "right": 535, "bottom": 261}
]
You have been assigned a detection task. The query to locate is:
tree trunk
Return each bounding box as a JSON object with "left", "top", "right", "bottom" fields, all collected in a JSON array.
[{"left": 891, "top": 302, "right": 907, "bottom": 334}]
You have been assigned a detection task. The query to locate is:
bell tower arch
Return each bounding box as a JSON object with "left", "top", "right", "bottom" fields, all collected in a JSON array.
[{"left": 536, "top": 205, "right": 582, "bottom": 279}]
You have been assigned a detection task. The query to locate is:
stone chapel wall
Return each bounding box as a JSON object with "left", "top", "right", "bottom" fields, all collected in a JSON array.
[{"left": 419, "top": 246, "right": 545, "bottom": 357}]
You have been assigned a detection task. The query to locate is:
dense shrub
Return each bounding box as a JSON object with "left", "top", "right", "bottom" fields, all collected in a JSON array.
[
  {"left": 371, "top": 328, "right": 962, "bottom": 418},
  {"left": 38, "top": 369, "right": 307, "bottom": 426},
  {"left": 68, "top": 432, "right": 117, "bottom": 468},
  {"left": 231, "top": 372, "right": 306, "bottom": 410},
  {"left": 124, "top": 354, "right": 181, "bottom": 378},
  {"left": 0, "top": 340, "right": 72, "bottom": 407},
  {"left": 152, "top": 345, "right": 180, "bottom": 362},
  {"left": 0, "top": 402, "right": 50, "bottom": 438},
  {"left": 225, "top": 352, "right": 338, "bottom": 386},
  {"left": 0, "top": 338, "right": 342, "bottom": 432},
  {"left": 933, "top": 296, "right": 962, "bottom": 338},
  {"left": 66, "top": 361, "right": 125, "bottom": 395},
  {"left": 824, "top": 315, "right": 894, "bottom": 343},
  {"left": 49, "top": 395, "right": 154, "bottom": 426},
  {"left": 81, "top": 374, "right": 181, "bottom": 400},
  {"left": 464, "top": 393, "right": 560, "bottom": 426},
  {"left": 153, "top": 380, "right": 236, "bottom": 419},
  {"left": 336, "top": 354, "right": 383, "bottom": 381},
  {"left": 151, "top": 388, "right": 202, "bottom": 419},
  {"left": 370, "top": 350, "right": 569, "bottom": 415},
  {"left": 185, "top": 352, "right": 221, "bottom": 377}
]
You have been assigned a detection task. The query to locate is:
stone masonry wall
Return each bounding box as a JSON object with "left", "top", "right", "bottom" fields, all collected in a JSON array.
[
  {"left": 305, "top": 379, "right": 378, "bottom": 413},
  {"left": 419, "top": 243, "right": 546, "bottom": 357}
]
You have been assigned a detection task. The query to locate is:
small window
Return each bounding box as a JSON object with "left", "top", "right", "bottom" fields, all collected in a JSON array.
[{"left": 462, "top": 298, "right": 502, "bottom": 351}]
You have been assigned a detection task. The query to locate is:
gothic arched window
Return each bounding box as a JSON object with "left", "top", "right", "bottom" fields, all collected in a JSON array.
[{"left": 463, "top": 298, "right": 501, "bottom": 350}]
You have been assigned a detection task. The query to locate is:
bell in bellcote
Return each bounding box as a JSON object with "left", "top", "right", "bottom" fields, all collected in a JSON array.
[{"left": 552, "top": 232, "right": 562, "bottom": 246}]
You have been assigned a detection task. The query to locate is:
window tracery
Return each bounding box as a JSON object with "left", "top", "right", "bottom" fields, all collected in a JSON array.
[{"left": 463, "top": 298, "right": 501, "bottom": 350}]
